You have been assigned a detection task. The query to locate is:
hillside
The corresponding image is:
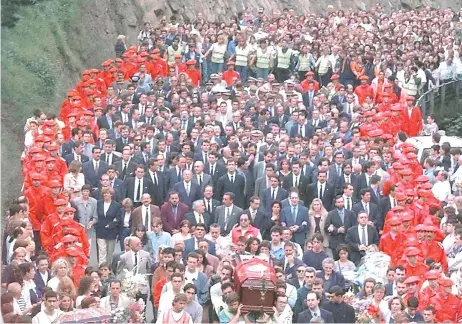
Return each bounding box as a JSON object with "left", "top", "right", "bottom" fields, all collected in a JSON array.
[{"left": 2, "top": 0, "right": 462, "bottom": 212}]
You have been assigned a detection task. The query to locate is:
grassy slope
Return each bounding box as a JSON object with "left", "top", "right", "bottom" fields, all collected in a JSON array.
[{"left": 1, "top": 0, "right": 97, "bottom": 211}]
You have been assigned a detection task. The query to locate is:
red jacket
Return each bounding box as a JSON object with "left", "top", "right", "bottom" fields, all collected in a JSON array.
[
  {"left": 354, "top": 84, "right": 374, "bottom": 104},
  {"left": 401, "top": 106, "right": 423, "bottom": 136},
  {"left": 24, "top": 186, "right": 48, "bottom": 231},
  {"left": 431, "top": 292, "right": 462, "bottom": 322}
]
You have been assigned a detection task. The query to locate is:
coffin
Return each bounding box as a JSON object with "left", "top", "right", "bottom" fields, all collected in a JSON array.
[{"left": 234, "top": 257, "right": 276, "bottom": 314}]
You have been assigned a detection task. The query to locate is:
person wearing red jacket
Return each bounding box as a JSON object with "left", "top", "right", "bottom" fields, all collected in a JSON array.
[
  {"left": 43, "top": 181, "right": 67, "bottom": 217},
  {"left": 24, "top": 154, "right": 47, "bottom": 190},
  {"left": 41, "top": 198, "right": 68, "bottom": 254},
  {"left": 388, "top": 104, "right": 404, "bottom": 135},
  {"left": 300, "top": 71, "right": 320, "bottom": 92},
  {"left": 402, "top": 276, "right": 421, "bottom": 307},
  {"left": 24, "top": 173, "right": 48, "bottom": 251},
  {"left": 354, "top": 75, "right": 374, "bottom": 104},
  {"left": 419, "top": 270, "right": 441, "bottom": 311},
  {"left": 222, "top": 61, "right": 240, "bottom": 86},
  {"left": 185, "top": 60, "right": 201, "bottom": 87},
  {"left": 401, "top": 96, "right": 423, "bottom": 136},
  {"left": 50, "top": 207, "right": 89, "bottom": 257},
  {"left": 48, "top": 142, "right": 68, "bottom": 177},
  {"left": 403, "top": 247, "right": 428, "bottom": 281},
  {"left": 430, "top": 278, "right": 462, "bottom": 322},
  {"left": 44, "top": 158, "right": 62, "bottom": 185},
  {"left": 425, "top": 226, "right": 448, "bottom": 273},
  {"left": 379, "top": 217, "right": 405, "bottom": 262}
]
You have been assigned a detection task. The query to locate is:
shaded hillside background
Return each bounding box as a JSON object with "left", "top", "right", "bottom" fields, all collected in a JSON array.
[{"left": 2, "top": 0, "right": 462, "bottom": 213}]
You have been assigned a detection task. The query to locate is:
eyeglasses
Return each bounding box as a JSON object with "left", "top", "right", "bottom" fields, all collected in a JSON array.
[{"left": 297, "top": 269, "right": 306, "bottom": 273}]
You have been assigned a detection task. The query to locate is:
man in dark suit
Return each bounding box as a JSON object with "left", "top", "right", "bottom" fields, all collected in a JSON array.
[
  {"left": 184, "top": 200, "right": 212, "bottom": 230},
  {"left": 308, "top": 109, "right": 328, "bottom": 129},
  {"left": 173, "top": 170, "right": 202, "bottom": 209},
  {"left": 123, "top": 165, "right": 154, "bottom": 207},
  {"left": 191, "top": 161, "right": 213, "bottom": 193},
  {"left": 114, "top": 150, "right": 137, "bottom": 180},
  {"left": 160, "top": 191, "right": 189, "bottom": 234},
  {"left": 133, "top": 142, "right": 153, "bottom": 166},
  {"left": 215, "top": 160, "right": 246, "bottom": 209},
  {"left": 214, "top": 192, "right": 243, "bottom": 236},
  {"left": 345, "top": 211, "right": 379, "bottom": 265},
  {"left": 61, "top": 128, "right": 80, "bottom": 157},
  {"left": 323, "top": 285, "right": 356, "bottom": 323},
  {"left": 296, "top": 291, "right": 334, "bottom": 323},
  {"left": 145, "top": 158, "right": 167, "bottom": 207},
  {"left": 82, "top": 147, "right": 109, "bottom": 188},
  {"left": 280, "top": 191, "right": 309, "bottom": 246},
  {"left": 166, "top": 155, "right": 187, "bottom": 190},
  {"left": 204, "top": 151, "right": 227, "bottom": 186},
  {"left": 262, "top": 174, "right": 288, "bottom": 212},
  {"left": 336, "top": 162, "right": 358, "bottom": 196},
  {"left": 368, "top": 174, "right": 382, "bottom": 206},
  {"left": 352, "top": 188, "right": 382, "bottom": 231},
  {"left": 283, "top": 161, "right": 310, "bottom": 205},
  {"left": 100, "top": 139, "right": 120, "bottom": 166},
  {"left": 289, "top": 110, "right": 314, "bottom": 138},
  {"left": 97, "top": 105, "right": 116, "bottom": 130},
  {"left": 202, "top": 185, "right": 220, "bottom": 220},
  {"left": 355, "top": 161, "right": 377, "bottom": 195},
  {"left": 91, "top": 173, "right": 123, "bottom": 202},
  {"left": 243, "top": 196, "right": 271, "bottom": 233},
  {"left": 183, "top": 223, "right": 216, "bottom": 258},
  {"left": 306, "top": 170, "right": 335, "bottom": 211},
  {"left": 115, "top": 126, "right": 132, "bottom": 153},
  {"left": 34, "top": 255, "right": 52, "bottom": 300},
  {"left": 325, "top": 195, "right": 357, "bottom": 259},
  {"left": 64, "top": 140, "right": 89, "bottom": 166},
  {"left": 379, "top": 185, "right": 397, "bottom": 223}
]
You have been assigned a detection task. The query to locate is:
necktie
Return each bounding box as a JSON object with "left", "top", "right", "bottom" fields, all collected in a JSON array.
[
  {"left": 208, "top": 200, "right": 212, "bottom": 214},
  {"left": 319, "top": 183, "right": 323, "bottom": 199},
  {"left": 77, "top": 155, "right": 81, "bottom": 162},
  {"left": 147, "top": 117, "right": 151, "bottom": 124},
  {"left": 204, "top": 152, "right": 208, "bottom": 162},
  {"left": 345, "top": 175, "right": 350, "bottom": 183},
  {"left": 145, "top": 207, "right": 150, "bottom": 229},
  {"left": 186, "top": 183, "right": 190, "bottom": 196},
  {"left": 299, "top": 125, "right": 303, "bottom": 136},
  {"left": 182, "top": 120, "right": 186, "bottom": 129},
  {"left": 134, "top": 252, "right": 138, "bottom": 267},
  {"left": 361, "top": 226, "right": 367, "bottom": 245},
  {"left": 337, "top": 165, "right": 342, "bottom": 175},
  {"left": 313, "top": 312, "right": 318, "bottom": 317},
  {"left": 144, "top": 154, "right": 147, "bottom": 163},
  {"left": 230, "top": 174, "right": 234, "bottom": 183},
  {"left": 210, "top": 165, "right": 214, "bottom": 175},
  {"left": 199, "top": 175, "right": 203, "bottom": 186},
  {"left": 292, "top": 207, "right": 297, "bottom": 222},
  {"left": 95, "top": 161, "right": 99, "bottom": 172},
  {"left": 136, "top": 179, "right": 141, "bottom": 202},
  {"left": 272, "top": 188, "right": 276, "bottom": 200},
  {"left": 365, "top": 203, "right": 369, "bottom": 215},
  {"left": 122, "top": 162, "right": 127, "bottom": 179},
  {"left": 347, "top": 197, "right": 351, "bottom": 210},
  {"left": 295, "top": 176, "right": 299, "bottom": 187},
  {"left": 392, "top": 198, "right": 396, "bottom": 208},
  {"left": 106, "top": 154, "right": 110, "bottom": 164},
  {"left": 366, "top": 175, "right": 370, "bottom": 186},
  {"left": 199, "top": 214, "right": 204, "bottom": 224},
  {"left": 173, "top": 205, "right": 178, "bottom": 218}
]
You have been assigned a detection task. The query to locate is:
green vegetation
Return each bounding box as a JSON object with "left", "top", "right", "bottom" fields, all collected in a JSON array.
[{"left": 1, "top": 0, "right": 94, "bottom": 211}]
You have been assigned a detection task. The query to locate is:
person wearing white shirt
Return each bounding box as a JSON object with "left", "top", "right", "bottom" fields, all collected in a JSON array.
[
  {"left": 444, "top": 219, "right": 457, "bottom": 254},
  {"left": 432, "top": 170, "right": 452, "bottom": 202},
  {"left": 32, "top": 291, "right": 63, "bottom": 324},
  {"left": 157, "top": 293, "right": 193, "bottom": 324},
  {"left": 158, "top": 273, "right": 185, "bottom": 319}
]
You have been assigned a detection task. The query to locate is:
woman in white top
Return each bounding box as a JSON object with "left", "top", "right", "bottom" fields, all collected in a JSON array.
[
  {"left": 204, "top": 34, "right": 228, "bottom": 75},
  {"left": 369, "top": 284, "right": 390, "bottom": 321},
  {"left": 24, "top": 120, "right": 40, "bottom": 148},
  {"left": 307, "top": 198, "right": 331, "bottom": 257},
  {"left": 47, "top": 258, "right": 71, "bottom": 292},
  {"left": 171, "top": 219, "right": 192, "bottom": 243},
  {"left": 63, "top": 160, "right": 85, "bottom": 200},
  {"left": 20, "top": 262, "right": 40, "bottom": 305}
]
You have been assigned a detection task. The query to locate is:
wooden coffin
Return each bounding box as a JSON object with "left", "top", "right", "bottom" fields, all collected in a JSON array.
[{"left": 234, "top": 258, "right": 276, "bottom": 314}]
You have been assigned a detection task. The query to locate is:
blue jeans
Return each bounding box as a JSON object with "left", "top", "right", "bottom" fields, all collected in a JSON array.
[
  {"left": 210, "top": 62, "right": 224, "bottom": 75},
  {"left": 118, "top": 227, "right": 131, "bottom": 250},
  {"left": 202, "top": 61, "right": 210, "bottom": 81},
  {"left": 256, "top": 68, "right": 269, "bottom": 80},
  {"left": 235, "top": 65, "right": 248, "bottom": 82}
]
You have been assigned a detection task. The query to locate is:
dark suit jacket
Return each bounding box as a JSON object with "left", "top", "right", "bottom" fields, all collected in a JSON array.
[
  {"left": 184, "top": 211, "right": 212, "bottom": 230},
  {"left": 306, "top": 182, "right": 335, "bottom": 211},
  {"left": 115, "top": 137, "right": 132, "bottom": 153},
  {"left": 262, "top": 187, "right": 288, "bottom": 212},
  {"left": 100, "top": 152, "right": 120, "bottom": 166},
  {"left": 204, "top": 163, "right": 227, "bottom": 187},
  {"left": 166, "top": 167, "right": 183, "bottom": 190},
  {"left": 283, "top": 174, "right": 311, "bottom": 205},
  {"left": 215, "top": 173, "right": 246, "bottom": 209},
  {"left": 369, "top": 186, "right": 381, "bottom": 206},
  {"left": 123, "top": 177, "right": 154, "bottom": 202},
  {"left": 173, "top": 181, "right": 202, "bottom": 208},
  {"left": 280, "top": 205, "right": 309, "bottom": 246},
  {"left": 145, "top": 171, "right": 167, "bottom": 206},
  {"left": 160, "top": 202, "right": 189, "bottom": 233},
  {"left": 95, "top": 200, "right": 122, "bottom": 239},
  {"left": 203, "top": 198, "right": 220, "bottom": 220},
  {"left": 114, "top": 159, "right": 137, "bottom": 180},
  {"left": 131, "top": 204, "right": 161, "bottom": 231},
  {"left": 345, "top": 224, "right": 379, "bottom": 265},
  {"left": 323, "top": 301, "right": 356, "bottom": 323},
  {"left": 336, "top": 173, "right": 358, "bottom": 196},
  {"left": 64, "top": 153, "right": 89, "bottom": 166},
  {"left": 289, "top": 123, "right": 314, "bottom": 138},
  {"left": 61, "top": 139, "right": 77, "bottom": 157},
  {"left": 283, "top": 257, "right": 305, "bottom": 280},
  {"left": 83, "top": 160, "right": 109, "bottom": 188},
  {"left": 242, "top": 209, "right": 271, "bottom": 232},
  {"left": 324, "top": 208, "right": 356, "bottom": 251},
  {"left": 183, "top": 237, "right": 216, "bottom": 259},
  {"left": 379, "top": 196, "right": 394, "bottom": 224},
  {"left": 34, "top": 270, "right": 52, "bottom": 299},
  {"left": 352, "top": 201, "right": 382, "bottom": 230},
  {"left": 97, "top": 115, "right": 114, "bottom": 130},
  {"left": 297, "top": 308, "right": 334, "bottom": 324}
]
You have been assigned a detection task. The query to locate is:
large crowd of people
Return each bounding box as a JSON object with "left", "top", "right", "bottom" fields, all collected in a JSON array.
[{"left": 3, "top": 4, "right": 462, "bottom": 324}]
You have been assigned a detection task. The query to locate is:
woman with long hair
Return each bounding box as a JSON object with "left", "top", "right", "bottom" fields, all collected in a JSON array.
[
  {"left": 63, "top": 160, "right": 84, "bottom": 200},
  {"left": 195, "top": 249, "right": 214, "bottom": 279},
  {"left": 171, "top": 220, "right": 192, "bottom": 242},
  {"left": 307, "top": 198, "right": 331, "bottom": 256},
  {"left": 131, "top": 224, "right": 153, "bottom": 255},
  {"left": 59, "top": 293, "right": 74, "bottom": 312},
  {"left": 56, "top": 276, "right": 76, "bottom": 299},
  {"left": 245, "top": 237, "right": 260, "bottom": 256},
  {"left": 19, "top": 262, "right": 39, "bottom": 306},
  {"left": 47, "top": 258, "right": 71, "bottom": 292},
  {"left": 76, "top": 276, "right": 95, "bottom": 308},
  {"left": 357, "top": 277, "right": 376, "bottom": 300}
]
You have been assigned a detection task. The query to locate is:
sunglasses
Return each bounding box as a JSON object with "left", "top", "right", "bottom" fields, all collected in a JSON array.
[{"left": 297, "top": 269, "right": 306, "bottom": 273}]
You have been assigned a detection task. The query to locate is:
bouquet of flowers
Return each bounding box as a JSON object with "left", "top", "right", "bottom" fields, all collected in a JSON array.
[
  {"left": 355, "top": 304, "right": 384, "bottom": 324},
  {"left": 118, "top": 268, "right": 149, "bottom": 298},
  {"left": 111, "top": 299, "right": 146, "bottom": 323}
]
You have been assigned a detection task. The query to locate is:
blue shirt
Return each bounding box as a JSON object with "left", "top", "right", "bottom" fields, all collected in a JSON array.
[
  {"left": 271, "top": 243, "right": 284, "bottom": 260},
  {"left": 147, "top": 231, "right": 173, "bottom": 260}
]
